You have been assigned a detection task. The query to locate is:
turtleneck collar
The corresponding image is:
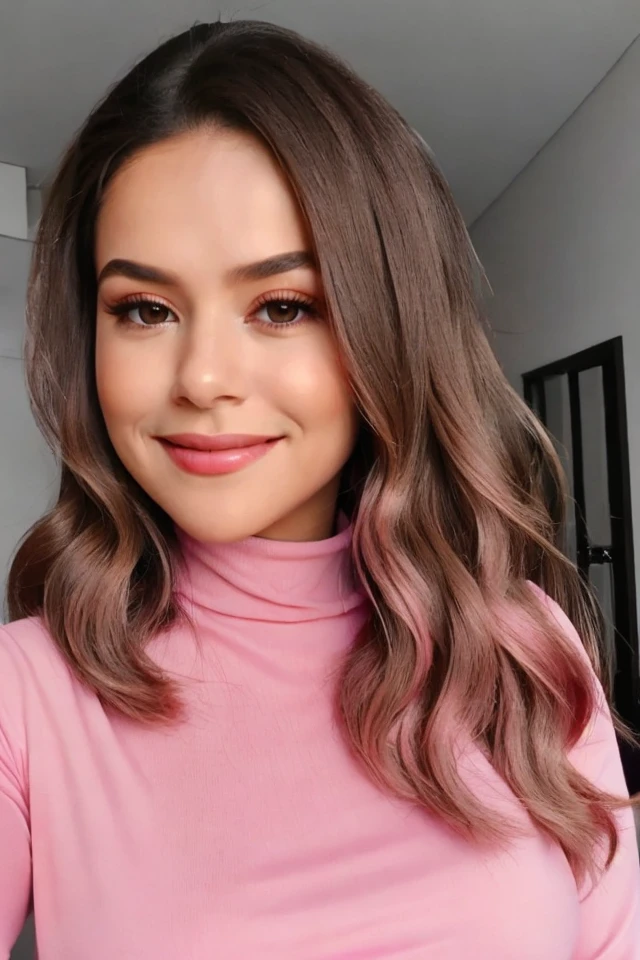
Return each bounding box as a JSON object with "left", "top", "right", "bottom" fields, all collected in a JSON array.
[{"left": 175, "top": 513, "right": 367, "bottom": 624}]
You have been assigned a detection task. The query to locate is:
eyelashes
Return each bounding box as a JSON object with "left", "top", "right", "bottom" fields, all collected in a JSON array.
[
  {"left": 104, "top": 292, "right": 321, "bottom": 332},
  {"left": 106, "top": 298, "right": 174, "bottom": 327},
  {"left": 251, "top": 292, "right": 320, "bottom": 330}
]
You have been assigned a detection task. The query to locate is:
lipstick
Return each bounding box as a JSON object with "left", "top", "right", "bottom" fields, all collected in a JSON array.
[{"left": 158, "top": 433, "right": 283, "bottom": 476}]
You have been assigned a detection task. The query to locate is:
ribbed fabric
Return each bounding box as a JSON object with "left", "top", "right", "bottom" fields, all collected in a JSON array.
[{"left": 0, "top": 521, "right": 638, "bottom": 959}]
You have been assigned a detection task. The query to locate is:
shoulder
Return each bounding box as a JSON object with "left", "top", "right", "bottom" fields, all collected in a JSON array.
[
  {"left": 494, "top": 580, "right": 594, "bottom": 663},
  {"left": 525, "top": 581, "right": 600, "bottom": 677},
  {"left": 0, "top": 615, "right": 73, "bottom": 685},
  {"left": 497, "top": 580, "right": 595, "bottom": 667},
  {"left": 0, "top": 617, "right": 106, "bottom": 804},
  {"left": 0, "top": 618, "right": 56, "bottom": 797},
  {"left": 497, "top": 582, "right": 606, "bottom": 723},
  {"left": 526, "top": 581, "right": 579, "bottom": 637},
  {"left": 523, "top": 584, "right": 623, "bottom": 779},
  {"left": 0, "top": 617, "right": 84, "bottom": 749}
]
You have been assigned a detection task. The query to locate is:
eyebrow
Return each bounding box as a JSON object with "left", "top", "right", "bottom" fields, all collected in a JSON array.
[
  {"left": 231, "top": 250, "right": 315, "bottom": 281},
  {"left": 97, "top": 251, "right": 316, "bottom": 287}
]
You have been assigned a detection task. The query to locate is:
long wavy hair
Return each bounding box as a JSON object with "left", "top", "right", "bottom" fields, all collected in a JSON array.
[{"left": 7, "top": 19, "right": 637, "bottom": 884}]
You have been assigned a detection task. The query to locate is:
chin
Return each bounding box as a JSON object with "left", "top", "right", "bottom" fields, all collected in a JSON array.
[
  {"left": 176, "top": 519, "right": 259, "bottom": 544},
  {"left": 169, "top": 506, "right": 282, "bottom": 544}
]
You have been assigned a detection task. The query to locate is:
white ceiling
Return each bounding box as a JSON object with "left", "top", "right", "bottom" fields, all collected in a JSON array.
[{"left": 1, "top": 0, "right": 639, "bottom": 226}]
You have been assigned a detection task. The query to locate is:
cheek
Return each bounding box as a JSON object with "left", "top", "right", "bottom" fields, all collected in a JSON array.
[
  {"left": 95, "top": 328, "right": 164, "bottom": 430},
  {"left": 271, "top": 338, "right": 355, "bottom": 430}
]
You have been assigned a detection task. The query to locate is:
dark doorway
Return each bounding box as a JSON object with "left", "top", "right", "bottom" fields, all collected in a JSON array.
[{"left": 523, "top": 338, "right": 640, "bottom": 789}]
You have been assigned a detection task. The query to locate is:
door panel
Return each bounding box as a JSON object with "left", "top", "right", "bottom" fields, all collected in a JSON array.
[{"left": 523, "top": 337, "right": 640, "bottom": 789}]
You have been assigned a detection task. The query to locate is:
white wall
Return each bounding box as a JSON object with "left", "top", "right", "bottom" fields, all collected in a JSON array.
[
  {"left": 0, "top": 356, "right": 58, "bottom": 609},
  {"left": 0, "top": 236, "right": 57, "bottom": 615},
  {"left": 471, "top": 36, "right": 640, "bottom": 612}
]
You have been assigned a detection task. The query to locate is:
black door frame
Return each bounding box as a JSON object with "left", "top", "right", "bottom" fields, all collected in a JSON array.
[{"left": 523, "top": 336, "right": 640, "bottom": 732}]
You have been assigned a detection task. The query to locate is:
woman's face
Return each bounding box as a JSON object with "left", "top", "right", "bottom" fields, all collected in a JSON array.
[{"left": 95, "top": 128, "right": 359, "bottom": 543}]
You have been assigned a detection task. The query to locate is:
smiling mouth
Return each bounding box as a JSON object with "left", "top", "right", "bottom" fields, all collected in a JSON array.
[
  {"left": 160, "top": 433, "right": 282, "bottom": 450},
  {"left": 157, "top": 434, "right": 284, "bottom": 476}
]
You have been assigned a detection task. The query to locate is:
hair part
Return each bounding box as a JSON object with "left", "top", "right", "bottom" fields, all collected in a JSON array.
[{"left": 7, "top": 18, "right": 637, "bottom": 885}]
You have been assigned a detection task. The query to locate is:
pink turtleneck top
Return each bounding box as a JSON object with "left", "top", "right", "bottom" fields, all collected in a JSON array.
[{"left": 0, "top": 521, "right": 638, "bottom": 959}]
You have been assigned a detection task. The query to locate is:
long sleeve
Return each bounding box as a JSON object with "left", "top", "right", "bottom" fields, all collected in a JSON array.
[
  {"left": 542, "top": 594, "right": 640, "bottom": 959},
  {"left": 0, "top": 637, "right": 32, "bottom": 959}
]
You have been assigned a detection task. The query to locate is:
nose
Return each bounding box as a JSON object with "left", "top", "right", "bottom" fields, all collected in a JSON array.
[{"left": 171, "top": 313, "right": 248, "bottom": 409}]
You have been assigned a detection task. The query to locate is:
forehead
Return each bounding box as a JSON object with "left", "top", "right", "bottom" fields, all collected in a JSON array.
[{"left": 94, "top": 129, "right": 310, "bottom": 273}]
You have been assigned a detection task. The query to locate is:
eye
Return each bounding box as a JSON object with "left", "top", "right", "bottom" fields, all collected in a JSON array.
[
  {"left": 259, "top": 300, "right": 304, "bottom": 324},
  {"left": 251, "top": 295, "right": 319, "bottom": 329},
  {"left": 108, "top": 299, "right": 176, "bottom": 327}
]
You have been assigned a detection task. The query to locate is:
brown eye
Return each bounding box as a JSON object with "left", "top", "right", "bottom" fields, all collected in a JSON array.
[
  {"left": 249, "top": 295, "right": 318, "bottom": 330},
  {"left": 134, "top": 302, "right": 172, "bottom": 325},
  {"left": 108, "top": 298, "right": 177, "bottom": 328},
  {"left": 264, "top": 301, "right": 303, "bottom": 325}
]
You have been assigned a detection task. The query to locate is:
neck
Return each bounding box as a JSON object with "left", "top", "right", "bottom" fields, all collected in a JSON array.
[
  {"left": 175, "top": 512, "right": 368, "bottom": 625},
  {"left": 249, "top": 498, "right": 340, "bottom": 543}
]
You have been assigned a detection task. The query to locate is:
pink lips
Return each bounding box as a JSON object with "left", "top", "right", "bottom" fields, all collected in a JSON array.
[{"left": 158, "top": 433, "right": 284, "bottom": 476}]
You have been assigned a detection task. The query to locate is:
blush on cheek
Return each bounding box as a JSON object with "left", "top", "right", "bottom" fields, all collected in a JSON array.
[
  {"left": 95, "top": 335, "right": 165, "bottom": 426},
  {"left": 275, "top": 347, "right": 352, "bottom": 417},
  {"left": 95, "top": 365, "right": 129, "bottom": 425}
]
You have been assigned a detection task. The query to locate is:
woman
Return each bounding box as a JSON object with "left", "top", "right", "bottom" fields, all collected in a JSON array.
[{"left": 1, "top": 19, "right": 638, "bottom": 960}]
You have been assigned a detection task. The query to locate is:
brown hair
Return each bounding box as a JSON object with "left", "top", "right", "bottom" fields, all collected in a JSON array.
[{"left": 7, "top": 19, "right": 637, "bottom": 884}]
